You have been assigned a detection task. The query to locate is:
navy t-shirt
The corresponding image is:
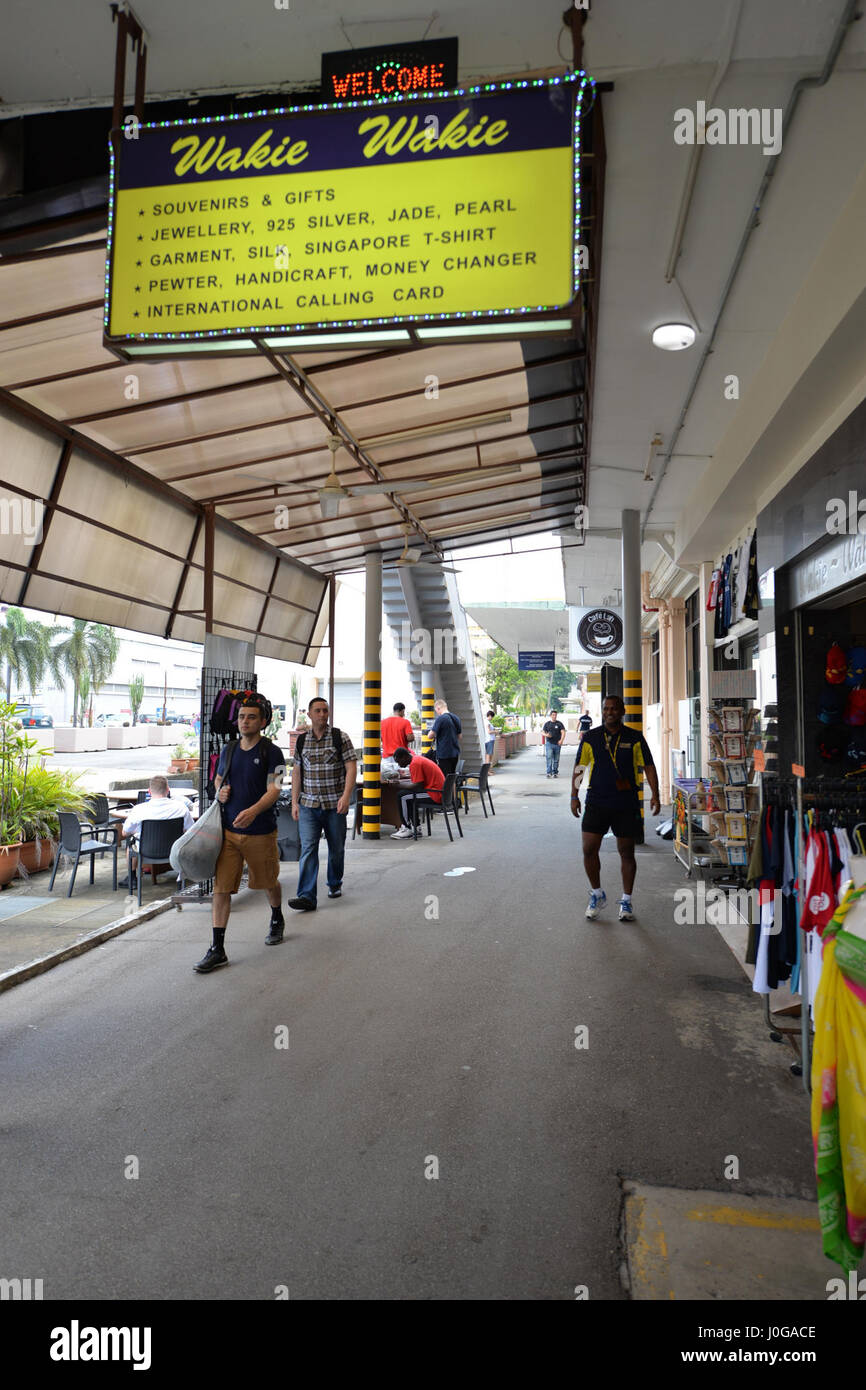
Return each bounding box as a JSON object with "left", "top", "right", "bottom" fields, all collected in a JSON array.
[
  {"left": 216, "top": 738, "right": 285, "bottom": 835},
  {"left": 577, "top": 725, "right": 654, "bottom": 806},
  {"left": 432, "top": 712, "right": 462, "bottom": 757}
]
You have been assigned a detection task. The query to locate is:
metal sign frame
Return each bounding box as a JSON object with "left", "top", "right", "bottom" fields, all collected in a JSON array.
[{"left": 103, "top": 70, "right": 595, "bottom": 359}]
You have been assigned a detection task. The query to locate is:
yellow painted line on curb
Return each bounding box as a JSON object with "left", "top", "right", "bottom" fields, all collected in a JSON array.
[
  {"left": 686, "top": 1205, "right": 820, "bottom": 1232},
  {"left": 628, "top": 1195, "right": 676, "bottom": 1300}
]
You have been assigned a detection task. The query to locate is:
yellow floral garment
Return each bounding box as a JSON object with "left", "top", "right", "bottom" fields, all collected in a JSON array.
[{"left": 810, "top": 881, "right": 866, "bottom": 1271}]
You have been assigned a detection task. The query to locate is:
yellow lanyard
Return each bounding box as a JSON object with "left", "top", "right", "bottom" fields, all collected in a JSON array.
[{"left": 604, "top": 730, "right": 623, "bottom": 777}]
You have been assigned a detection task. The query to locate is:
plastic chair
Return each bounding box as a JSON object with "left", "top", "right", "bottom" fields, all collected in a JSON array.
[
  {"left": 49, "top": 811, "right": 119, "bottom": 896},
  {"left": 421, "top": 773, "right": 464, "bottom": 842},
  {"left": 350, "top": 783, "right": 365, "bottom": 839},
  {"left": 275, "top": 796, "right": 300, "bottom": 862},
  {"left": 81, "top": 793, "right": 116, "bottom": 842},
  {"left": 459, "top": 764, "right": 495, "bottom": 818},
  {"left": 126, "top": 817, "right": 186, "bottom": 906}
]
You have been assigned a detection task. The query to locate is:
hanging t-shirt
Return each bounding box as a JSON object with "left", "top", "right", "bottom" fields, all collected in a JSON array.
[
  {"left": 744, "top": 529, "right": 759, "bottom": 618},
  {"left": 733, "top": 534, "right": 751, "bottom": 623},
  {"left": 801, "top": 828, "right": 836, "bottom": 933},
  {"left": 706, "top": 568, "right": 721, "bottom": 611}
]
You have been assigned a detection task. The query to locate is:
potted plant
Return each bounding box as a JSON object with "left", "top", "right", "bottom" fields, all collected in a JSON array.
[
  {"left": 289, "top": 709, "right": 308, "bottom": 757},
  {"left": 183, "top": 733, "right": 200, "bottom": 771},
  {"left": 0, "top": 700, "right": 29, "bottom": 885},
  {"left": 169, "top": 742, "right": 189, "bottom": 773},
  {"left": 17, "top": 759, "right": 88, "bottom": 873}
]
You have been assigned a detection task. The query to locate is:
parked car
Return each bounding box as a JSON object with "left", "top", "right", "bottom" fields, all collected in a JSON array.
[
  {"left": 15, "top": 704, "right": 54, "bottom": 729},
  {"left": 94, "top": 712, "right": 124, "bottom": 726}
]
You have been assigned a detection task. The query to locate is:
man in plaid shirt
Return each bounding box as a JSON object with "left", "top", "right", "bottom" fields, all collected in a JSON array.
[{"left": 289, "top": 697, "right": 357, "bottom": 910}]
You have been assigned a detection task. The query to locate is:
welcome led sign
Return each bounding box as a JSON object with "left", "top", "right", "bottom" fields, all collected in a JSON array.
[
  {"left": 104, "top": 71, "right": 593, "bottom": 358},
  {"left": 321, "top": 38, "right": 459, "bottom": 102}
]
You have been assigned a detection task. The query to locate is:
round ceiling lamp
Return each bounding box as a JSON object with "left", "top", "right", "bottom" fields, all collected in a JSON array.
[{"left": 652, "top": 322, "right": 696, "bottom": 351}]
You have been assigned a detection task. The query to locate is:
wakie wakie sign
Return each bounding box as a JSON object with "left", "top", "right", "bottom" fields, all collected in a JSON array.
[{"left": 104, "top": 72, "right": 593, "bottom": 356}]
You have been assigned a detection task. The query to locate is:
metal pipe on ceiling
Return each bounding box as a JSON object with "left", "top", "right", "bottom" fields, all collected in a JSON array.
[{"left": 642, "top": 0, "right": 861, "bottom": 542}]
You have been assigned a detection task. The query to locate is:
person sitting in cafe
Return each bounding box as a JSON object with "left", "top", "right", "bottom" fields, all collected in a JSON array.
[
  {"left": 121, "top": 775, "right": 193, "bottom": 882},
  {"left": 390, "top": 746, "right": 445, "bottom": 839},
  {"left": 381, "top": 701, "right": 415, "bottom": 758}
]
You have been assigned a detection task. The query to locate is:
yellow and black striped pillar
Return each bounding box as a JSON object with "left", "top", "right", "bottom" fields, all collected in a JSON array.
[
  {"left": 362, "top": 553, "right": 382, "bottom": 839},
  {"left": 420, "top": 670, "right": 435, "bottom": 756},
  {"left": 621, "top": 508, "right": 645, "bottom": 822},
  {"left": 623, "top": 670, "right": 643, "bottom": 731},
  {"left": 362, "top": 669, "right": 381, "bottom": 838}
]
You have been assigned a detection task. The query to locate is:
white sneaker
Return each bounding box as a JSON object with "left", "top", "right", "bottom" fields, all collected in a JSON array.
[
  {"left": 618, "top": 897, "right": 635, "bottom": 921},
  {"left": 585, "top": 889, "right": 607, "bottom": 919},
  {"left": 390, "top": 825, "right": 414, "bottom": 839}
]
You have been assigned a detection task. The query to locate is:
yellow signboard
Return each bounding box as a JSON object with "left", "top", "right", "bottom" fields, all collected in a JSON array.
[
  {"left": 585, "top": 674, "right": 602, "bottom": 692},
  {"left": 105, "top": 74, "right": 592, "bottom": 353}
]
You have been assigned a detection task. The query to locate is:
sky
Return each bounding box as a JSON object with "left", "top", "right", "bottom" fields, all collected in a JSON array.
[{"left": 447, "top": 531, "right": 566, "bottom": 605}]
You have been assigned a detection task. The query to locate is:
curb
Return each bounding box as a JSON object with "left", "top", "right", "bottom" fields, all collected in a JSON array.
[{"left": 0, "top": 897, "right": 176, "bottom": 996}]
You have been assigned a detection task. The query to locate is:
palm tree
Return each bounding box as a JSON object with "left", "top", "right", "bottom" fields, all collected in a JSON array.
[
  {"left": 50, "top": 621, "right": 120, "bottom": 727},
  {"left": 0, "top": 608, "right": 59, "bottom": 705},
  {"left": 78, "top": 670, "right": 91, "bottom": 727},
  {"left": 129, "top": 674, "right": 144, "bottom": 725}
]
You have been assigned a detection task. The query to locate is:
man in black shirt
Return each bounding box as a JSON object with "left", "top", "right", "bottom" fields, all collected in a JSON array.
[
  {"left": 570, "top": 695, "right": 660, "bottom": 922},
  {"left": 541, "top": 709, "right": 566, "bottom": 778}
]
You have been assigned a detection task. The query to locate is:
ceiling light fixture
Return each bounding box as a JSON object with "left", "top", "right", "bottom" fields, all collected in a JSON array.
[
  {"left": 360, "top": 411, "right": 513, "bottom": 449},
  {"left": 652, "top": 323, "right": 696, "bottom": 351},
  {"left": 644, "top": 433, "right": 663, "bottom": 481}
]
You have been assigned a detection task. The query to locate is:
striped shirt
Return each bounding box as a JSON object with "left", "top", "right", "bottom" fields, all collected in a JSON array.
[{"left": 296, "top": 725, "right": 357, "bottom": 810}]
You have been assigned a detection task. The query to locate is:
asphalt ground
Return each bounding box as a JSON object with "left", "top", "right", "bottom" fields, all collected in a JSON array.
[{"left": 0, "top": 747, "right": 818, "bottom": 1300}]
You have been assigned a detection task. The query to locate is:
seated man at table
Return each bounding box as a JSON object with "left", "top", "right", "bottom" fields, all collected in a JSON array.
[
  {"left": 121, "top": 776, "right": 193, "bottom": 883},
  {"left": 390, "top": 747, "right": 445, "bottom": 839},
  {"left": 120, "top": 777, "right": 194, "bottom": 840}
]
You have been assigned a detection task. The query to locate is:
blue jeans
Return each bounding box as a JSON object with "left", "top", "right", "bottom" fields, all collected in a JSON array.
[
  {"left": 545, "top": 741, "right": 562, "bottom": 774},
  {"left": 296, "top": 806, "right": 347, "bottom": 905}
]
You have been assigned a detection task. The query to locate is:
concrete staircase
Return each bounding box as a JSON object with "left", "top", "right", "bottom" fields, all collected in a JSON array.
[{"left": 382, "top": 564, "right": 486, "bottom": 768}]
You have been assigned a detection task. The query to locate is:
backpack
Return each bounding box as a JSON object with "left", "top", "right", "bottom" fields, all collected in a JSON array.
[
  {"left": 294, "top": 728, "right": 345, "bottom": 790},
  {"left": 210, "top": 687, "right": 242, "bottom": 736}
]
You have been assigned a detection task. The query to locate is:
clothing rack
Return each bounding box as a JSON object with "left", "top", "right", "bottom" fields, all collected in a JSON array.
[
  {"left": 171, "top": 663, "right": 257, "bottom": 911},
  {"left": 758, "top": 773, "right": 866, "bottom": 1091}
]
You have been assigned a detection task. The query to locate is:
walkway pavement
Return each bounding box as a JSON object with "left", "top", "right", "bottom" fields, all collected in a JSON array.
[
  {"left": 0, "top": 747, "right": 827, "bottom": 1300},
  {"left": 0, "top": 840, "right": 180, "bottom": 989}
]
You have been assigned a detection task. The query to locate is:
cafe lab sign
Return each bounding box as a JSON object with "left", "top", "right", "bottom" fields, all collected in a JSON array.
[
  {"left": 790, "top": 532, "right": 866, "bottom": 608},
  {"left": 570, "top": 607, "right": 624, "bottom": 660},
  {"left": 104, "top": 71, "right": 593, "bottom": 355}
]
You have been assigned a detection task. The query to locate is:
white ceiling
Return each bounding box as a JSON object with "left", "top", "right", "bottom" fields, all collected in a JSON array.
[
  {"left": 0, "top": 0, "right": 570, "bottom": 111},
  {"left": 560, "top": 0, "right": 866, "bottom": 603}
]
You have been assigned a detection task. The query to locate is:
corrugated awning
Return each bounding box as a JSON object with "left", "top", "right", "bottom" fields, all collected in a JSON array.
[{"left": 0, "top": 221, "right": 592, "bottom": 631}]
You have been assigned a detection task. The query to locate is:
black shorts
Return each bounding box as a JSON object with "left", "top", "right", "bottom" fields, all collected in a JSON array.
[{"left": 581, "top": 801, "right": 644, "bottom": 843}]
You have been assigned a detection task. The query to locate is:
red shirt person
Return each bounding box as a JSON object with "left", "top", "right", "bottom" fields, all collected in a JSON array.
[
  {"left": 390, "top": 747, "right": 445, "bottom": 838},
  {"left": 381, "top": 701, "right": 415, "bottom": 757}
]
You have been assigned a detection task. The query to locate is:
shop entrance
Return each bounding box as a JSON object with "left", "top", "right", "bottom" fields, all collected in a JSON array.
[{"left": 794, "top": 581, "right": 866, "bottom": 779}]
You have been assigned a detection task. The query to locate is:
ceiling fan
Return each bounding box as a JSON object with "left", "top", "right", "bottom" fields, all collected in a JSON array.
[{"left": 232, "top": 435, "right": 523, "bottom": 519}]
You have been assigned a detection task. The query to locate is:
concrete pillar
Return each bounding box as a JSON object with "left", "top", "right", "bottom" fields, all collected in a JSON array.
[
  {"left": 698, "top": 561, "right": 715, "bottom": 776},
  {"left": 621, "top": 509, "right": 643, "bottom": 731},
  {"left": 656, "top": 596, "right": 687, "bottom": 804},
  {"left": 421, "top": 669, "right": 435, "bottom": 755},
  {"left": 362, "top": 553, "right": 382, "bottom": 839}
]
